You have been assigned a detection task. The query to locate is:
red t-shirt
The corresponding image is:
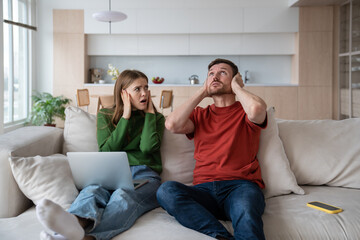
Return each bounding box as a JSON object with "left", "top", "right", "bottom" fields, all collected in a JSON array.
[{"left": 187, "top": 101, "right": 266, "bottom": 188}]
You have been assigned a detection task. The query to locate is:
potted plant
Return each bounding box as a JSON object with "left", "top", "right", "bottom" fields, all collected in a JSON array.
[{"left": 29, "top": 92, "right": 71, "bottom": 126}]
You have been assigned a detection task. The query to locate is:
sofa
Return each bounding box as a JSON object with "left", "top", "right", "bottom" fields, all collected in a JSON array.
[{"left": 0, "top": 106, "right": 360, "bottom": 240}]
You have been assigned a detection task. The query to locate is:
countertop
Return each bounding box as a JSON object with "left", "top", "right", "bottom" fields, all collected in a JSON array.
[{"left": 84, "top": 83, "right": 299, "bottom": 87}]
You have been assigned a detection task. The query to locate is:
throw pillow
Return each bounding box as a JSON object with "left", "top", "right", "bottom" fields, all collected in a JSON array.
[
  {"left": 258, "top": 107, "right": 304, "bottom": 198},
  {"left": 63, "top": 106, "right": 98, "bottom": 153},
  {"left": 160, "top": 129, "right": 196, "bottom": 186},
  {"left": 277, "top": 117, "right": 360, "bottom": 188},
  {"left": 9, "top": 154, "right": 79, "bottom": 209}
]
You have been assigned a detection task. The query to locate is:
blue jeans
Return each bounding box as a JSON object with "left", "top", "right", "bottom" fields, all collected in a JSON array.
[
  {"left": 157, "top": 180, "right": 265, "bottom": 240},
  {"left": 68, "top": 165, "right": 161, "bottom": 240}
]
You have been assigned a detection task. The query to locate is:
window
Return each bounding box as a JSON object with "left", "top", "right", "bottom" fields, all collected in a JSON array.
[{"left": 3, "top": 0, "right": 36, "bottom": 129}]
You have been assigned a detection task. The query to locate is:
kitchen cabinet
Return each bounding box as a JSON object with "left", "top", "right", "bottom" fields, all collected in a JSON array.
[
  {"left": 87, "top": 33, "right": 295, "bottom": 56},
  {"left": 84, "top": 84, "right": 300, "bottom": 119},
  {"left": 339, "top": 0, "right": 360, "bottom": 119},
  {"left": 84, "top": 7, "right": 298, "bottom": 35},
  {"left": 244, "top": 7, "right": 299, "bottom": 32}
]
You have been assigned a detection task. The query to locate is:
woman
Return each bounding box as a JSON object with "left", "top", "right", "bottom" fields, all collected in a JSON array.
[{"left": 36, "top": 69, "right": 165, "bottom": 240}]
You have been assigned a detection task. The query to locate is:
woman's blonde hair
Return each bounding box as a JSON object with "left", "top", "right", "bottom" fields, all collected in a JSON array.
[{"left": 111, "top": 69, "right": 153, "bottom": 126}]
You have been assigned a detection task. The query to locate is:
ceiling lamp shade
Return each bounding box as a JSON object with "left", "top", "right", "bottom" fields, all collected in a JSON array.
[
  {"left": 92, "top": 11, "right": 127, "bottom": 22},
  {"left": 92, "top": 0, "right": 127, "bottom": 34}
]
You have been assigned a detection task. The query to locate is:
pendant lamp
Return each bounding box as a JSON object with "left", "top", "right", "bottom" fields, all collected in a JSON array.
[{"left": 92, "top": 0, "right": 127, "bottom": 34}]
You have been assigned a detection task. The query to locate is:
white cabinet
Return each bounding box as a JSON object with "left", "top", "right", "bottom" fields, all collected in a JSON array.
[
  {"left": 138, "top": 35, "right": 189, "bottom": 55},
  {"left": 241, "top": 33, "right": 295, "bottom": 55},
  {"left": 188, "top": 8, "right": 244, "bottom": 34},
  {"left": 87, "top": 33, "right": 296, "bottom": 56},
  {"left": 85, "top": 7, "right": 298, "bottom": 34},
  {"left": 137, "top": 9, "right": 191, "bottom": 34},
  {"left": 87, "top": 35, "right": 138, "bottom": 55},
  {"left": 189, "top": 33, "right": 295, "bottom": 55},
  {"left": 244, "top": 7, "right": 299, "bottom": 32},
  {"left": 189, "top": 34, "right": 242, "bottom": 55}
]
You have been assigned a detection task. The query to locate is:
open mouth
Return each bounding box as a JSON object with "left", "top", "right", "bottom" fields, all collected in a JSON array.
[{"left": 140, "top": 99, "right": 147, "bottom": 104}]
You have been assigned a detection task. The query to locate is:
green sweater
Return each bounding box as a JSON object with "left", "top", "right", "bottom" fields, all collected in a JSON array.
[{"left": 97, "top": 108, "right": 165, "bottom": 174}]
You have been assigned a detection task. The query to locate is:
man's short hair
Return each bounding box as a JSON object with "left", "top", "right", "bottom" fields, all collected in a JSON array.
[{"left": 208, "top": 58, "right": 239, "bottom": 77}]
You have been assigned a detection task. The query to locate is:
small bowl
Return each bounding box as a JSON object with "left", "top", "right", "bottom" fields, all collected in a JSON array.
[{"left": 152, "top": 78, "right": 164, "bottom": 84}]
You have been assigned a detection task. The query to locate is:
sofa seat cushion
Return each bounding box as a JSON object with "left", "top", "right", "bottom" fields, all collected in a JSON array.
[
  {"left": 1, "top": 186, "right": 359, "bottom": 240},
  {"left": 263, "top": 186, "right": 360, "bottom": 239},
  {"left": 0, "top": 207, "right": 43, "bottom": 240},
  {"left": 0, "top": 207, "right": 219, "bottom": 240}
]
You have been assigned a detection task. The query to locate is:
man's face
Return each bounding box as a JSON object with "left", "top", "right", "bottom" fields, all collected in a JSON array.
[{"left": 206, "top": 63, "right": 234, "bottom": 96}]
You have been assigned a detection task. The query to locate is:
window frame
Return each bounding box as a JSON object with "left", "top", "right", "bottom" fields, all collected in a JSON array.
[{"left": 2, "top": 0, "right": 36, "bottom": 133}]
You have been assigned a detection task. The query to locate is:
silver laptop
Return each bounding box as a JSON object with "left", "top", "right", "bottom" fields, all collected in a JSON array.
[{"left": 67, "top": 152, "right": 138, "bottom": 190}]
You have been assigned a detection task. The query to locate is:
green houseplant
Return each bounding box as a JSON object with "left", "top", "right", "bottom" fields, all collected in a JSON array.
[{"left": 29, "top": 92, "right": 71, "bottom": 126}]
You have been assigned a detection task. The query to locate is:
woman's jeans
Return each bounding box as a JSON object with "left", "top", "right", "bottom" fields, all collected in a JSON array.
[
  {"left": 68, "top": 165, "right": 161, "bottom": 240},
  {"left": 156, "top": 180, "right": 265, "bottom": 240}
]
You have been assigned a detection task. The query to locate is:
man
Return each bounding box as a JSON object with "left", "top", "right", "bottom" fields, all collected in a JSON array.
[{"left": 156, "top": 58, "right": 267, "bottom": 240}]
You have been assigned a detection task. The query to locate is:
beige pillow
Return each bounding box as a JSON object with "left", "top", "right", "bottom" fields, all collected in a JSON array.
[
  {"left": 63, "top": 106, "right": 98, "bottom": 154},
  {"left": 9, "top": 154, "right": 79, "bottom": 209},
  {"left": 258, "top": 107, "right": 304, "bottom": 198},
  {"left": 277, "top": 117, "right": 360, "bottom": 188},
  {"left": 160, "top": 129, "right": 195, "bottom": 185}
]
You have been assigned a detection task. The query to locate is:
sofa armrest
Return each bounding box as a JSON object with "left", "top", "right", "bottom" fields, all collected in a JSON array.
[{"left": 0, "top": 126, "right": 63, "bottom": 218}]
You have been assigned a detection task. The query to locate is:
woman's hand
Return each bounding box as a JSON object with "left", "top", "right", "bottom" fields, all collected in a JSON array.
[
  {"left": 121, "top": 90, "right": 132, "bottom": 119},
  {"left": 145, "top": 90, "right": 155, "bottom": 114}
]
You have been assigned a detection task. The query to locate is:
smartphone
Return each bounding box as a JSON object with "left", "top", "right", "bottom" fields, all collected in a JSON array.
[
  {"left": 307, "top": 201, "right": 343, "bottom": 214},
  {"left": 134, "top": 179, "right": 149, "bottom": 190}
]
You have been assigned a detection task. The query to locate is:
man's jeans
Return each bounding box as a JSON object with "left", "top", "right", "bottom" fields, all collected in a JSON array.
[
  {"left": 157, "top": 180, "right": 265, "bottom": 240},
  {"left": 68, "top": 165, "right": 161, "bottom": 240}
]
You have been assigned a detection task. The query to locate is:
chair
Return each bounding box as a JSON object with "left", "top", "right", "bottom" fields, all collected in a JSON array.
[
  {"left": 97, "top": 95, "right": 114, "bottom": 112},
  {"left": 159, "top": 90, "right": 173, "bottom": 113},
  {"left": 76, "top": 89, "right": 90, "bottom": 112}
]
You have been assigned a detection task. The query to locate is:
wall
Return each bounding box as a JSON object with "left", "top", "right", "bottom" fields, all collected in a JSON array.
[
  {"left": 0, "top": 0, "right": 4, "bottom": 133},
  {"left": 88, "top": 55, "right": 293, "bottom": 85},
  {"left": 36, "top": 0, "right": 297, "bottom": 93}
]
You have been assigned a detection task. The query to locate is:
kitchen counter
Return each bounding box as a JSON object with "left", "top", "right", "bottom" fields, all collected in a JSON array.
[{"left": 84, "top": 83, "right": 298, "bottom": 87}]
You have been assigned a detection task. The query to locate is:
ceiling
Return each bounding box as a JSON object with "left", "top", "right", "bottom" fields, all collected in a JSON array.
[{"left": 290, "top": 0, "right": 348, "bottom": 7}]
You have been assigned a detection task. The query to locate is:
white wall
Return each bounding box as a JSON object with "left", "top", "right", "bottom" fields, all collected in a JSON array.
[
  {"left": 36, "top": 0, "right": 297, "bottom": 93},
  {"left": 89, "top": 55, "right": 293, "bottom": 85},
  {"left": 0, "top": 0, "right": 4, "bottom": 134}
]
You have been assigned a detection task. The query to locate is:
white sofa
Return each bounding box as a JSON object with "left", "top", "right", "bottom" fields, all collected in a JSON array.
[{"left": 1, "top": 106, "right": 360, "bottom": 240}]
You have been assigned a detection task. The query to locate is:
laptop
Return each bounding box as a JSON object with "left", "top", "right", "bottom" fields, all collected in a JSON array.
[{"left": 67, "top": 152, "right": 148, "bottom": 191}]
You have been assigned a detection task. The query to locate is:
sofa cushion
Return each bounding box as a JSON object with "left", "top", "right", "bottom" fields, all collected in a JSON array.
[
  {"left": 277, "top": 117, "right": 360, "bottom": 188},
  {"left": 9, "top": 154, "right": 79, "bottom": 209},
  {"left": 0, "top": 126, "right": 63, "bottom": 218},
  {"left": 160, "top": 129, "right": 195, "bottom": 185},
  {"left": 258, "top": 107, "right": 304, "bottom": 198},
  {"left": 63, "top": 106, "right": 98, "bottom": 154},
  {"left": 263, "top": 186, "right": 360, "bottom": 239}
]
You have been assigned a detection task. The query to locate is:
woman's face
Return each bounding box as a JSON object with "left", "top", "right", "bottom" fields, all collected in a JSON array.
[{"left": 124, "top": 77, "right": 149, "bottom": 111}]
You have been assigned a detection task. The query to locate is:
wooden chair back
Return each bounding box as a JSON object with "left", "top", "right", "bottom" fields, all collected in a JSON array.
[
  {"left": 159, "top": 90, "right": 173, "bottom": 112},
  {"left": 76, "top": 89, "right": 90, "bottom": 111},
  {"left": 97, "top": 95, "right": 114, "bottom": 112}
]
